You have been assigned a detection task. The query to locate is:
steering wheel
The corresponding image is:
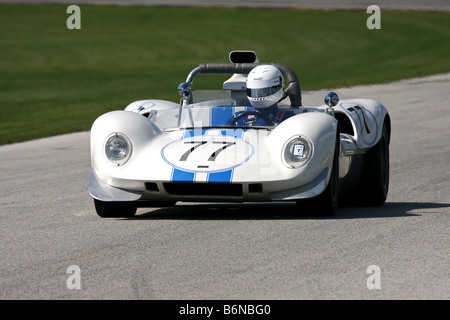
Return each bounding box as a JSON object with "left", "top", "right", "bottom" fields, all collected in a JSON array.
[{"left": 230, "top": 110, "right": 275, "bottom": 126}]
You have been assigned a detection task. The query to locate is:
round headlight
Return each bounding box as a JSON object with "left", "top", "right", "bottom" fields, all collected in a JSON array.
[
  {"left": 105, "top": 133, "right": 132, "bottom": 166},
  {"left": 282, "top": 135, "right": 313, "bottom": 168}
]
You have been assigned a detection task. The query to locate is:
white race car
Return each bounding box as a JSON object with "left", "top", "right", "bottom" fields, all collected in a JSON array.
[{"left": 89, "top": 51, "right": 390, "bottom": 217}]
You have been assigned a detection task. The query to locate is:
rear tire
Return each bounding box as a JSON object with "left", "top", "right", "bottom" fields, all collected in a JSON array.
[
  {"left": 296, "top": 130, "right": 339, "bottom": 217},
  {"left": 340, "top": 124, "right": 389, "bottom": 206},
  {"left": 359, "top": 124, "right": 390, "bottom": 206},
  {"left": 94, "top": 199, "right": 137, "bottom": 218}
]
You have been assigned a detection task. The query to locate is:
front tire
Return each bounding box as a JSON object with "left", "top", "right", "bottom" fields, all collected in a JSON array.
[
  {"left": 94, "top": 199, "right": 137, "bottom": 218},
  {"left": 296, "top": 130, "right": 339, "bottom": 217}
]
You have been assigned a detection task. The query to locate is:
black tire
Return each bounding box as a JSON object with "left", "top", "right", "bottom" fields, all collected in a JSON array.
[
  {"left": 341, "top": 124, "right": 389, "bottom": 206},
  {"left": 359, "top": 124, "right": 390, "bottom": 206},
  {"left": 94, "top": 199, "right": 137, "bottom": 218},
  {"left": 296, "top": 130, "right": 339, "bottom": 217}
]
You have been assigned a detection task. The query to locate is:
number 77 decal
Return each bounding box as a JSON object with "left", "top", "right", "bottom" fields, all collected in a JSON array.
[{"left": 180, "top": 141, "right": 236, "bottom": 162}]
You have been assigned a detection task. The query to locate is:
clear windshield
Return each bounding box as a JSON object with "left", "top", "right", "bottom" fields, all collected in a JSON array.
[
  {"left": 177, "top": 100, "right": 269, "bottom": 129},
  {"left": 148, "top": 96, "right": 299, "bottom": 131},
  {"left": 178, "top": 99, "right": 298, "bottom": 129}
]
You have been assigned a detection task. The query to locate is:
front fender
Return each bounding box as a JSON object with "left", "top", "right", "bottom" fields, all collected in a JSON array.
[
  {"left": 90, "top": 110, "right": 162, "bottom": 181},
  {"left": 265, "top": 111, "right": 338, "bottom": 193}
]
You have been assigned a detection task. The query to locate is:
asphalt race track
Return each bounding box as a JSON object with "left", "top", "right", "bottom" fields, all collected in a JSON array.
[
  {"left": 1, "top": 0, "right": 449, "bottom": 301},
  {"left": 1, "top": 72, "right": 449, "bottom": 299}
]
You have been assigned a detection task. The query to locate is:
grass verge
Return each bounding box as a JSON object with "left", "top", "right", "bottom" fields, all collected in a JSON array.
[{"left": 0, "top": 4, "right": 449, "bottom": 145}]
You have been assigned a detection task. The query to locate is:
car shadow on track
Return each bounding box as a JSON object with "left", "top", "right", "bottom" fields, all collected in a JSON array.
[{"left": 126, "top": 201, "right": 449, "bottom": 220}]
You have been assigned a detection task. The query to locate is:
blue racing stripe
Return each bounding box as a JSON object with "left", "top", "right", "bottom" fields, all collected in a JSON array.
[
  {"left": 172, "top": 168, "right": 195, "bottom": 182},
  {"left": 220, "top": 129, "right": 245, "bottom": 139},
  {"left": 211, "top": 106, "right": 234, "bottom": 126},
  {"left": 182, "top": 128, "right": 246, "bottom": 139},
  {"left": 207, "top": 170, "right": 233, "bottom": 183},
  {"left": 182, "top": 129, "right": 207, "bottom": 139}
]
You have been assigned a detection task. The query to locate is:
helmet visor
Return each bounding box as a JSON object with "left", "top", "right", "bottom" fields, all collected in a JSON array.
[{"left": 247, "top": 84, "right": 282, "bottom": 98}]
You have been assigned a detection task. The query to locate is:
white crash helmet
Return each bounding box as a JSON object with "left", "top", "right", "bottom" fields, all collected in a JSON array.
[{"left": 246, "top": 65, "right": 284, "bottom": 109}]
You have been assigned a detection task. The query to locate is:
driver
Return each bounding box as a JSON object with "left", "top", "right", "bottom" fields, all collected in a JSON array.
[{"left": 228, "top": 65, "right": 293, "bottom": 126}]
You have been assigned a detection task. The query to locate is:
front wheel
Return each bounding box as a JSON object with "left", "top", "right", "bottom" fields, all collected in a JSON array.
[
  {"left": 296, "top": 130, "right": 339, "bottom": 217},
  {"left": 94, "top": 199, "right": 137, "bottom": 218}
]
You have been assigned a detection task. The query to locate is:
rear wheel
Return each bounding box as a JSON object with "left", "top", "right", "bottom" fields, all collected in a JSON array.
[
  {"left": 94, "top": 199, "right": 137, "bottom": 218},
  {"left": 340, "top": 124, "right": 390, "bottom": 206},
  {"left": 359, "top": 124, "right": 390, "bottom": 206},
  {"left": 296, "top": 130, "right": 339, "bottom": 217}
]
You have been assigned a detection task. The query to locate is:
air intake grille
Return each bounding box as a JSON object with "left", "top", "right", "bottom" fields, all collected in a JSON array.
[{"left": 163, "top": 182, "right": 243, "bottom": 197}]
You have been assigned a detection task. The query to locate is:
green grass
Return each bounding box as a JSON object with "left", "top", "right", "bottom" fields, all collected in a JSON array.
[{"left": 1, "top": 4, "right": 449, "bottom": 145}]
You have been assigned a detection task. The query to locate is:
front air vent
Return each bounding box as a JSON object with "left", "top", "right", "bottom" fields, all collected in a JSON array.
[
  {"left": 248, "top": 183, "right": 263, "bottom": 193},
  {"left": 163, "top": 182, "right": 243, "bottom": 197},
  {"left": 145, "top": 182, "right": 159, "bottom": 193}
]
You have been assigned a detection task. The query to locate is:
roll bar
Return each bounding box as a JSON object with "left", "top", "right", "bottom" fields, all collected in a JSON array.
[{"left": 183, "top": 62, "right": 302, "bottom": 107}]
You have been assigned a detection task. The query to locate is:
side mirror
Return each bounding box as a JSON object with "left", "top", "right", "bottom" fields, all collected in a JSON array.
[
  {"left": 178, "top": 82, "right": 192, "bottom": 98},
  {"left": 324, "top": 92, "right": 339, "bottom": 108},
  {"left": 178, "top": 82, "right": 192, "bottom": 106}
]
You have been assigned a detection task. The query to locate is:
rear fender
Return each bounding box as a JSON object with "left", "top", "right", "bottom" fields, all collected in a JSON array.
[{"left": 333, "top": 99, "right": 389, "bottom": 149}]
